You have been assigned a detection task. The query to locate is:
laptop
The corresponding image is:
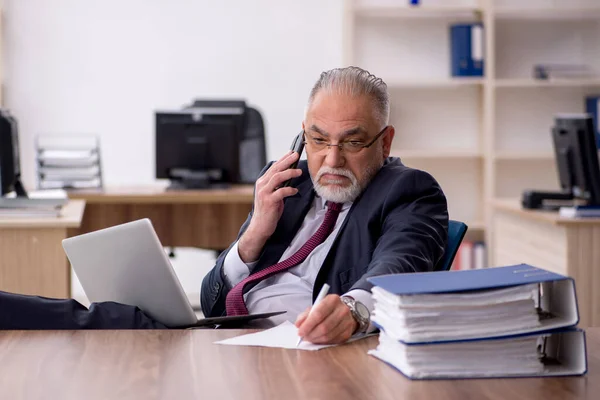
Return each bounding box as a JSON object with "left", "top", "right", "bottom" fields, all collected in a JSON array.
[{"left": 62, "top": 218, "right": 285, "bottom": 328}]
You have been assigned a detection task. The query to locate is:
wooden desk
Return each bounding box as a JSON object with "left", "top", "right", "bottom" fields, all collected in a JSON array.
[
  {"left": 0, "top": 200, "right": 85, "bottom": 298},
  {"left": 1, "top": 327, "right": 598, "bottom": 400},
  {"left": 492, "top": 199, "right": 600, "bottom": 327},
  {"left": 68, "top": 185, "right": 254, "bottom": 250}
]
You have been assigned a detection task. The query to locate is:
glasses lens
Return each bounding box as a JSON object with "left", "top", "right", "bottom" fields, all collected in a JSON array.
[
  {"left": 307, "top": 136, "right": 367, "bottom": 153},
  {"left": 309, "top": 138, "right": 327, "bottom": 152},
  {"left": 342, "top": 142, "right": 363, "bottom": 153}
]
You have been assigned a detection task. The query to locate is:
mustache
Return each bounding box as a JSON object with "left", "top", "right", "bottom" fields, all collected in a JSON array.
[{"left": 316, "top": 167, "right": 357, "bottom": 183}]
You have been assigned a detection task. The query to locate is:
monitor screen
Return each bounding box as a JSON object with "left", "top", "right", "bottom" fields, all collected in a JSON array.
[
  {"left": 155, "top": 108, "right": 243, "bottom": 188},
  {"left": 0, "top": 109, "right": 22, "bottom": 196},
  {"left": 552, "top": 114, "right": 600, "bottom": 205}
]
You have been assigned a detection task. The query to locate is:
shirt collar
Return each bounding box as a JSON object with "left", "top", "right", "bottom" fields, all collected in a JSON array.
[{"left": 315, "top": 194, "right": 352, "bottom": 211}]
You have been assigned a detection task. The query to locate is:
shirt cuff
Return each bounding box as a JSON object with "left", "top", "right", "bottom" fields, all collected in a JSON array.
[
  {"left": 344, "top": 288, "right": 378, "bottom": 334},
  {"left": 222, "top": 241, "right": 258, "bottom": 288}
]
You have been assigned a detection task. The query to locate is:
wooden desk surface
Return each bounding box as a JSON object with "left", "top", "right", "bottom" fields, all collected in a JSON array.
[
  {"left": 491, "top": 198, "right": 600, "bottom": 225},
  {"left": 1, "top": 328, "right": 598, "bottom": 400},
  {"left": 0, "top": 199, "right": 85, "bottom": 228},
  {"left": 68, "top": 185, "right": 254, "bottom": 204}
]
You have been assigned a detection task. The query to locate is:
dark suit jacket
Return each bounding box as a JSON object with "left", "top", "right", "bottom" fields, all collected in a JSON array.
[{"left": 201, "top": 157, "right": 449, "bottom": 317}]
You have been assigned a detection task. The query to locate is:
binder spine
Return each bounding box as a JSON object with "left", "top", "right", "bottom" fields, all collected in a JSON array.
[{"left": 450, "top": 23, "right": 484, "bottom": 77}]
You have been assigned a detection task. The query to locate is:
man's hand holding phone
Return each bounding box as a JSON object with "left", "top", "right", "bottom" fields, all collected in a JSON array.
[{"left": 238, "top": 148, "right": 303, "bottom": 263}]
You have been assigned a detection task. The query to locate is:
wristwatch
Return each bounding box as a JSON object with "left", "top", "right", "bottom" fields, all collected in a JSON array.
[{"left": 340, "top": 296, "right": 370, "bottom": 334}]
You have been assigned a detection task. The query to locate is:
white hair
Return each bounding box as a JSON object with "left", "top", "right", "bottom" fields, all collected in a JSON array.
[{"left": 306, "top": 66, "right": 390, "bottom": 128}]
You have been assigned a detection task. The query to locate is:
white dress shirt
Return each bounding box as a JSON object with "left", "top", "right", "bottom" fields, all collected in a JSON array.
[{"left": 222, "top": 195, "right": 375, "bottom": 325}]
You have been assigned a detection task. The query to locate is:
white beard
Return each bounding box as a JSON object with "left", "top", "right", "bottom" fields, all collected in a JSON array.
[
  {"left": 312, "top": 166, "right": 364, "bottom": 203},
  {"left": 311, "top": 146, "right": 385, "bottom": 203}
]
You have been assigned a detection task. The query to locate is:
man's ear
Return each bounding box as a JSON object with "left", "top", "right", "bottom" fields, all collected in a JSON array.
[
  {"left": 382, "top": 126, "right": 395, "bottom": 159},
  {"left": 302, "top": 121, "right": 306, "bottom": 131}
]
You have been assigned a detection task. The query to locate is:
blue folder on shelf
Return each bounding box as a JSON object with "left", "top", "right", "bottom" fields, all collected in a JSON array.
[
  {"left": 450, "top": 23, "right": 484, "bottom": 77},
  {"left": 367, "top": 264, "right": 587, "bottom": 379}
]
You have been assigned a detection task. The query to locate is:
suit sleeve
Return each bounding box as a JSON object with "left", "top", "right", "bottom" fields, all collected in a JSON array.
[
  {"left": 349, "top": 169, "right": 449, "bottom": 292},
  {"left": 200, "top": 163, "right": 272, "bottom": 317}
]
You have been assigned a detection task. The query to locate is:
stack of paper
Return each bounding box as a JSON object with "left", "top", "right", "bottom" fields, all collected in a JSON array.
[
  {"left": 373, "top": 330, "right": 544, "bottom": 379},
  {"left": 367, "top": 264, "right": 587, "bottom": 379},
  {"left": 0, "top": 189, "right": 68, "bottom": 218},
  {"left": 38, "top": 149, "right": 99, "bottom": 167},
  {"left": 37, "top": 143, "right": 103, "bottom": 190},
  {"left": 371, "top": 284, "right": 541, "bottom": 343}
]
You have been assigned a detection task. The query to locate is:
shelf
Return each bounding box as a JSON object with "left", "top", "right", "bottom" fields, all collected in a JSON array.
[
  {"left": 346, "top": 0, "right": 600, "bottom": 248},
  {"left": 355, "top": 5, "right": 600, "bottom": 20},
  {"left": 354, "top": 5, "right": 482, "bottom": 19},
  {"left": 386, "top": 78, "right": 600, "bottom": 89},
  {"left": 395, "top": 150, "right": 482, "bottom": 160},
  {"left": 494, "top": 152, "right": 554, "bottom": 161},
  {"left": 387, "top": 78, "right": 484, "bottom": 89},
  {"left": 493, "top": 7, "right": 600, "bottom": 21},
  {"left": 495, "top": 79, "right": 600, "bottom": 89}
]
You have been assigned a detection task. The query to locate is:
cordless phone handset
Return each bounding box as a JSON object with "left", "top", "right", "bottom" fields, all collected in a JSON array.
[{"left": 281, "top": 130, "right": 305, "bottom": 188}]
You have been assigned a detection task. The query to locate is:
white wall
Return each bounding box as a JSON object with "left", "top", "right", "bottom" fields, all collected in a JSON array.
[{"left": 3, "top": 0, "right": 344, "bottom": 188}]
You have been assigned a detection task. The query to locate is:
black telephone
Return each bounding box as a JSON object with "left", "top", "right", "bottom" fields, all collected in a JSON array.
[{"left": 281, "top": 130, "right": 305, "bottom": 188}]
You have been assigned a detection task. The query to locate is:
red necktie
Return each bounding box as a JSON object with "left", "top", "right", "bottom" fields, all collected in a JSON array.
[{"left": 225, "top": 201, "right": 343, "bottom": 316}]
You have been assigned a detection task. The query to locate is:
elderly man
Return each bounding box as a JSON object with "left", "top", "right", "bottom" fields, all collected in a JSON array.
[
  {"left": 0, "top": 67, "right": 447, "bottom": 336},
  {"left": 201, "top": 66, "right": 448, "bottom": 344}
]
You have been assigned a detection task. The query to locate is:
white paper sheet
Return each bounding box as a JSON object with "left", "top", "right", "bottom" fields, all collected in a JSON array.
[{"left": 215, "top": 321, "right": 364, "bottom": 351}]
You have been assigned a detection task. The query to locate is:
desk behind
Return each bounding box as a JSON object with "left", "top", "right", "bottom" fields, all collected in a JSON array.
[
  {"left": 492, "top": 198, "right": 600, "bottom": 327},
  {"left": 68, "top": 185, "right": 254, "bottom": 250},
  {"left": 1, "top": 327, "right": 598, "bottom": 400},
  {"left": 0, "top": 200, "right": 85, "bottom": 297}
]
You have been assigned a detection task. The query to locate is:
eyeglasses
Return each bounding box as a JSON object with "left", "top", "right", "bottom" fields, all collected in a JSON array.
[{"left": 304, "top": 126, "right": 389, "bottom": 154}]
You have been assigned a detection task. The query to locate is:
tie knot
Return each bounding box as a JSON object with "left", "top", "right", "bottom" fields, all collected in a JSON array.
[{"left": 326, "top": 201, "right": 343, "bottom": 212}]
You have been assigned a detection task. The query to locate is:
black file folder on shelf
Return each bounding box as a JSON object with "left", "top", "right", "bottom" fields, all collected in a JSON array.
[{"left": 367, "top": 264, "right": 587, "bottom": 379}]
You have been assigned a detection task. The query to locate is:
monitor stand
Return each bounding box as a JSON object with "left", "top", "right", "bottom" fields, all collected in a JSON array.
[
  {"left": 166, "top": 180, "right": 231, "bottom": 190},
  {"left": 166, "top": 169, "right": 229, "bottom": 190},
  {"left": 521, "top": 190, "right": 574, "bottom": 210},
  {"left": 13, "top": 177, "right": 28, "bottom": 198},
  {"left": 167, "top": 179, "right": 209, "bottom": 190}
]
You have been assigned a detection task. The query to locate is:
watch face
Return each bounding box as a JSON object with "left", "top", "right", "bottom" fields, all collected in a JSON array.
[{"left": 355, "top": 302, "right": 370, "bottom": 320}]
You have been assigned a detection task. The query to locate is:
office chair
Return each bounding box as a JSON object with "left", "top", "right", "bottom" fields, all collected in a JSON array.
[{"left": 435, "top": 220, "right": 468, "bottom": 272}]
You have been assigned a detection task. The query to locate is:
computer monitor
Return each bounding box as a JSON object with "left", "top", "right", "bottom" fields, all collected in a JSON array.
[
  {"left": 185, "top": 99, "right": 267, "bottom": 184},
  {"left": 155, "top": 107, "right": 244, "bottom": 189},
  {"left": 552, "top": 114, "right": 600, "bottom": 205},
  {"left": 0, "top": 109, "right": 27, "bottom": 197}
]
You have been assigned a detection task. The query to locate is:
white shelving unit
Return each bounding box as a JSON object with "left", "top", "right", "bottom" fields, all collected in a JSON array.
[
  {"left": 399, "top": 149, "right": 482, "bottom": 159},
  {"left": 493, "top": 6, "right": 600, "bottom": 20},
  {"left": 387, "top": 77, "right": 484, "bottom": 89},
  {"left": 495, "top": 79, "right": 600, "bottom": 88},
  {"left": 493, "top": 151, "right": 554, "bottom": 161},
  {"left": 344, "top": 0, "right": 600, "bottom": 252},
  {"left": 353, "top": 5, "right": 482, "bottom": 19}
]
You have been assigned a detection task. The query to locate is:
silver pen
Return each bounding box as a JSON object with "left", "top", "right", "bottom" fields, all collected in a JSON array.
[{"left": 296, "top": 283, "right": 330, "bottom": 347}]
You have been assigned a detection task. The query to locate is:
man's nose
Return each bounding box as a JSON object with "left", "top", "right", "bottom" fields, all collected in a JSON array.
[{"left": 324, "top": 145, "right": 345, "bottom": 168}]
